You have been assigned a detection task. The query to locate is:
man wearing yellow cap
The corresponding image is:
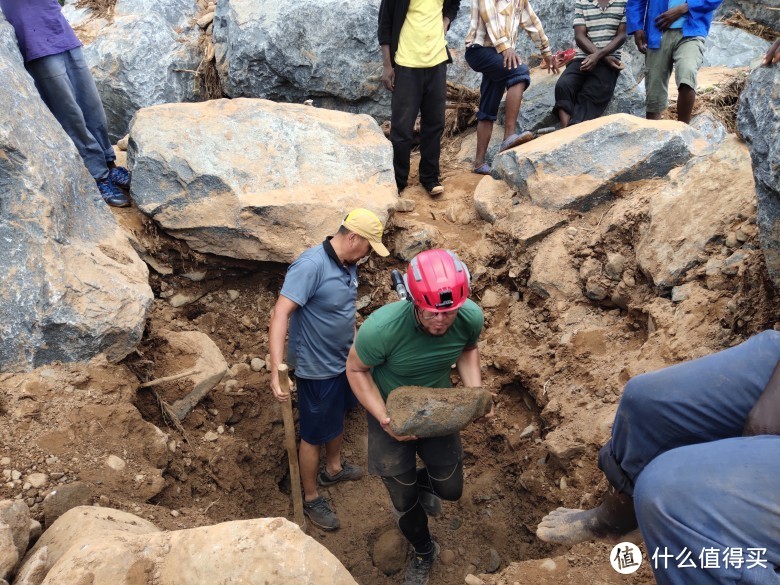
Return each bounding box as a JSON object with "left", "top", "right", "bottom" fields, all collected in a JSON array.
[{"left": 268, "top": 208, "right": 390, "bottom": 530}]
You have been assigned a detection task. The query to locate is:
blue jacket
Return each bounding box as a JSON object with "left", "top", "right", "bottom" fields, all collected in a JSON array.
[{"left": 626, "top": 0, "right": 722, "bottom": 49}]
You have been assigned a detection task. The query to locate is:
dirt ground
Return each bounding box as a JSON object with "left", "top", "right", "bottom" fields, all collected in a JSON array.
[{"left": 1, "top": 123, "right": 778, "bottom": 585}]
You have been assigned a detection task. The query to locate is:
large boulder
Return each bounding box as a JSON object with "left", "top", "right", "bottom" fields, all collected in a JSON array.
[
  {"left": 718, "top": 0, "right": 780, "bottom": 29},
  {"left": 128, "top": 98, "right": 398, "bottom": 263},
  {"left": 20, "top": 507, "right": 357, "bottom": 585},
  {"left": 702, "top": 23, "right": 771, "bottom": 68},
  {"left": 737, "top": 61, "right": 780, "bottom": 290},
  {"left": 64, "top": 0, "right": 201, "bottom": 141},
  {"left": 213, "top": 0, "right": 388, "bottom": 118},
  {"left": 0, "top": 17, "right": 152, "bottom": 372},
  {"left": 492, "top": 114, "right": 705, "bottom": 212},
  {"left": 636, "top": 137, "right": 755, "bottom": 289}
]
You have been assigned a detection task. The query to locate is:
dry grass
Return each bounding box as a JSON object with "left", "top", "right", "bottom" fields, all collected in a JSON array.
[
  {"left": 194, "top": 33, "right": 223, "bottom": 100},
  {"left": 719, "top": 10, "right": 780, "bottom": 42},
  {"left": 666, "top": 71, "right": 749, "bottom": 133},
  {"left": 444, "top": 81, "right": 480, "bottom": 138},
  {"left": 74, "top": 0, "right": 116, "bottom": 19}
]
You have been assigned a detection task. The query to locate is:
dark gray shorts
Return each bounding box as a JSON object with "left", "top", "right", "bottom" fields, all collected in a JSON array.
[{"left": 366, "top": 411, "right": 463, "bottom": 477}]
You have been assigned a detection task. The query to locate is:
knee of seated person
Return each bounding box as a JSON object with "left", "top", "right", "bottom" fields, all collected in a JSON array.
[
  {"left": 633, "top": 450, "right": 698, "bottom": 522},
  {"left": 619, "top": 374, "right": 662, "bottom": 419}
]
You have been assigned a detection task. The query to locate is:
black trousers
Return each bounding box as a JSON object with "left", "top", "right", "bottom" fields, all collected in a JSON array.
[
  {"left": 382, "top": 463, "right": 463, "bottom": 553},
  {"left": 553, "top": 59, "right": 620, "bottom": 125},
  {"left": 390, "top": 62, "right": 447, "bottom": 191}
]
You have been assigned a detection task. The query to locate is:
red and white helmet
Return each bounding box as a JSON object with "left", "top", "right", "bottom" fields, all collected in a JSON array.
[{"left": 404, "top": 249, "right": 471, "bottom": 312}]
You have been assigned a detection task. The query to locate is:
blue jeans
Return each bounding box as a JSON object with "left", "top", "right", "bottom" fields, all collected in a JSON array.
[
  {"left": 599, "top": 331, "right": 780, "bottom": 585},
  {"left": 26, "top": 47, "right": 114, "bottom": 180},
  {"left": 464, "top": 44, "right": 530, "bottom": 121}
]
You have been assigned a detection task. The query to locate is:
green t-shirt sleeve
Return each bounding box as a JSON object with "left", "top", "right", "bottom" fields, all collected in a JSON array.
[
  {"left": 355, "top": 314, "right": 387, "bottom": 367},
  {"left": 463, "top": 300, "right": 485, "bottom": 348}
]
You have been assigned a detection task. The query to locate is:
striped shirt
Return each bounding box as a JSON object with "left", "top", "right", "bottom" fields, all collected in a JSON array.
[
  {"left": 465, "top": 0, "right": 551, "bottom": 58},
  {"left": 573, "top": 0, "right": 626, "bottom": 60}
]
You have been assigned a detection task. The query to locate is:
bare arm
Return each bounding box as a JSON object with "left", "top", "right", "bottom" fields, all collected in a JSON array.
[
  {"left": 455, "top": 346, "right": 482, "bottom": 387},
  {"left": 744, "top": 360, "right": 780, "bottom": 436},
  {"left": 268, "top": 295, "right": 299, "bottom": 402},
  {"left": 346, "top": 346, "right": 416, "bottom": 441}
]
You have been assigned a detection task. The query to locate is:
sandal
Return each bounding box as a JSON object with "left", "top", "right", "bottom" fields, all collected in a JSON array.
[
  {"left": 473, "top": 163, "right": 491, "bottom": 175},
  {"left": 499, "top": 131, "right": 534, "bottom": 152},
  {"left": 554, "top": 48, "right": 576, "bottom": 67}
]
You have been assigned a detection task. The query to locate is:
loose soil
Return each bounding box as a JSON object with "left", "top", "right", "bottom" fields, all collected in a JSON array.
[{"left": 1, "top": 126, "right": 778, "bottom": 585}]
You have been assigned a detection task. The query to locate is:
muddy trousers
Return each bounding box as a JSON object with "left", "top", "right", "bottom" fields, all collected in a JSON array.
[
  {"left": 25, "top": 47, "right": 115, "bottom": 180},
  {"left": 598, "top": 331, "right": 780, "bottom": 585},
  {"left": 382, "top": 462, "right": 463, "bottom": 554}
]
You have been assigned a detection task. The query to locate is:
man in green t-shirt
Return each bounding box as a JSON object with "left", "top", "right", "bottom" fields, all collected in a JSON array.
[{"left": 346, "top": 249, "right": 488, "bottom": 585}]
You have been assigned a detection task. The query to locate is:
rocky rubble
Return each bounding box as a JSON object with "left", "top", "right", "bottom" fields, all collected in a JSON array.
[
  {"left": 0, "top": 17, "right": 152, "bottom": 372},
  {"left": 128, "top": 98, "right": 398, "bottom": 263}
]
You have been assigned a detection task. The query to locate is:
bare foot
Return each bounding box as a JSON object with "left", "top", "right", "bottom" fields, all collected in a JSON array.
[
  {"left": 537, "top": 507, "right": 637, "bottom": 544},
  {"left": 605, "top": 56, "right": 625, "bottom": 71}
]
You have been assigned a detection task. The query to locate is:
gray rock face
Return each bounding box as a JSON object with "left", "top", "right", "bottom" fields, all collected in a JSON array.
[
  {"left": 0, "top": 17, "right": 153, "bottom": 372},
  {"left": 718, "top": 0, "right": 780, "bottom": 29},
  {"left": 214, "top": 0, "right": 389, "bottom": 118},
  {"left": 128, "top": 98, "right": 398, "bottom": 263},
  {"left": 0, "top": 501, "right": 29, "bottom": 580},
  {"left": 493, "top": 114, "right": 704, "bottom": 211},
  {"left": 65, "top": 0, "right": 201, "bottom": 141},
  {"left": 702, "top": 23, "right": 771, "bottom": 68},
  {"left": 386, "top": 386, "right": 493, "bottom": 437},
  {"left": 691, "top": 111, "right": 729, "bottom": 147},
  {"left": 737, "top": 63, "right": 780, "bottom": 290}
]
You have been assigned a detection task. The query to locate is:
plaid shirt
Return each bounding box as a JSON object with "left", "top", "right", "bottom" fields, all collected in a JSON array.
[{"left": 464, "top": 0, "right": 551, "bottom": 57}]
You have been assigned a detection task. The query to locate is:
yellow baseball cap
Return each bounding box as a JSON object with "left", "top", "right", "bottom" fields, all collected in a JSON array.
[{"left": 342, "top": 208, "right": 390, "bottom": 257}]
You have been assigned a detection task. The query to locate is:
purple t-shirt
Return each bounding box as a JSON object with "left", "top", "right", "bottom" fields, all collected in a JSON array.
[{"left": 0, "top": 0, "right": 81, "bottom": 62}]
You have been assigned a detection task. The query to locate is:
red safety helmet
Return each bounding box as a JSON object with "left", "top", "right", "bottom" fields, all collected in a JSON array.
[{"left": 404, "top": 249, "right": 471, "bottom": 312}]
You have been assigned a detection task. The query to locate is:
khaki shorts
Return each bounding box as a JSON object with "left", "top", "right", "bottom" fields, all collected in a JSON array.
[{"left": 645, "top": 29, "right": 705, "bottom": 114}]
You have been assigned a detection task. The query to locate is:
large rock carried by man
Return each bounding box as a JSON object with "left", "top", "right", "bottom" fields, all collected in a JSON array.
[
  {"left": 128, "top": 98, "right": 398, "bottom": 263},
  {"left": 0, "top": 17, "right": 152, "bottom": 372}
]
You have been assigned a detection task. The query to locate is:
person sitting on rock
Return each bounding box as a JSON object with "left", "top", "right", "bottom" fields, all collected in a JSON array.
[
  {"left": 537, "top": 330, "right": 780, "bottom": 585},
  {"left": 464, "top": 0, "right": 559, "bottom": 176},
  {"left": 379, "top": 0, "right": 460, "bottom": 197},
  {"left": 269, "top": 209, "right": 390, "bottom": 531},
  {"left": 346, "top": 248, "right": 491, "bottom": 585},
  {"left": 627, "top": 0, "right": 723, "bottom": 124},
  {"left": 0, "top": 0, "right": 132, "bottom": 207},
  {"left": 553, "top": 0, "right": 627, "bottom": 128}
]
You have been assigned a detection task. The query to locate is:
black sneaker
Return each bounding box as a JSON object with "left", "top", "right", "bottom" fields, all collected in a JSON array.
[
  {"left": 403, "top": 540, "right": 440, "bottom": 585},
  {"left": 303, "top": 496, "right": 340, "bottom": 531},
  {"left": 96, "top": 178, "right": 130, "bottom": 208}
]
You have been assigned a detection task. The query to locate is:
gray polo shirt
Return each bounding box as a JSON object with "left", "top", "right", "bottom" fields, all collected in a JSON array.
[{"left": 281, "top": 238, "right": 358, "bottom": 380}]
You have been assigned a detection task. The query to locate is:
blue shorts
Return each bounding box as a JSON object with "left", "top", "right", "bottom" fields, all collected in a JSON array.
[
  {"left": 296, "top": 372, "right": 358, "bottom": 445},
  {"left": 465, "top": 44, "right": 531, "bottom": 121}
]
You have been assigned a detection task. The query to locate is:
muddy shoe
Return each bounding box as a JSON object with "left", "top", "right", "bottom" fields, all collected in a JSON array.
[
  {"left": 317, "top": 462, "right": 364, "bottom": 486},
  {"left": 403, "top": 540, "right": 440, "bottom": 585},
  {"left": 303, "top": 496, "right": 340, "bottom": 531}
]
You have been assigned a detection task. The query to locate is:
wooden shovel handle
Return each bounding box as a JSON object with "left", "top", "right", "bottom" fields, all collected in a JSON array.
[{"left": 278, "top": 364, "right": 305, "bottom": 529}]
